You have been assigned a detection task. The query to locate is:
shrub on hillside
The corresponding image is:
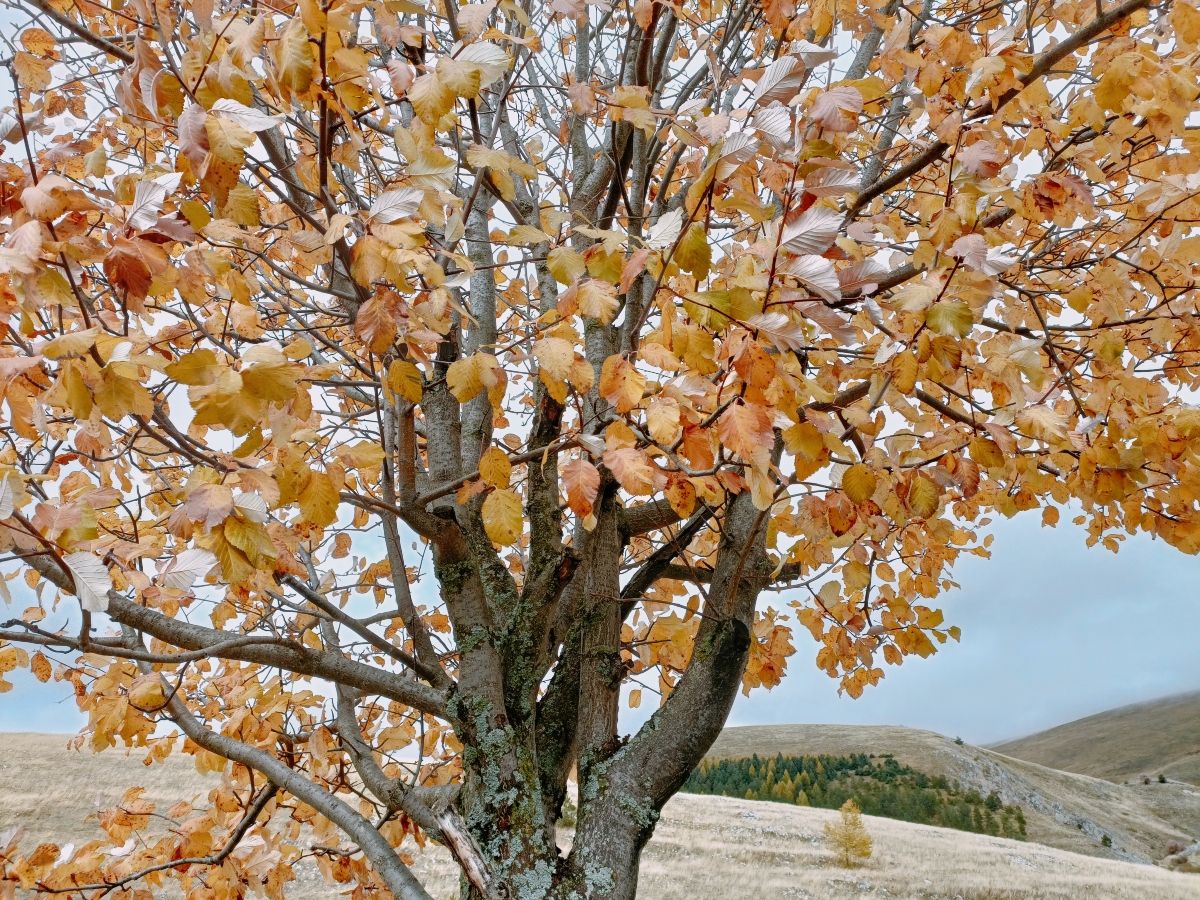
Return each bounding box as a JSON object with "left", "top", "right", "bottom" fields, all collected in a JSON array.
[{"left": 824, "top": 799, "right": 873, "bottom": 867}]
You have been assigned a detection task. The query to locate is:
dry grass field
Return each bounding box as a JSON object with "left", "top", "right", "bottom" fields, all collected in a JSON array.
[
  {"left": 991, "top": 691, "right": 1200, "bottom": 786},
  {"left": 3, "top": 732, "right": 1199, "bottom": 900}
]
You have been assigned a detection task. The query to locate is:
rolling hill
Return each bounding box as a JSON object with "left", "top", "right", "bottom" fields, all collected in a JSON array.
[
  {"left": 704, "top": 724, "right": 1200, "bottom": 867},
  {"left": 991, "top": 691, "right": 1200, "bottom": 786},
  {"left": 2, "top": 733, "right": 1198, "bottom": 900}
]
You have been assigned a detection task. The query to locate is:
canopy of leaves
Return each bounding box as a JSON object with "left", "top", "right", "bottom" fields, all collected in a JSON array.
[{"left": 0, "top": 0, "right": 1196, "bottom": 896}]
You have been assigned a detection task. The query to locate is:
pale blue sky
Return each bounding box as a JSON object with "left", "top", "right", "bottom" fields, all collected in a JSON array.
[
  {"left": 727, "top": 512, "right": 1200, "bottom": 745},
  {"left": 4, "top": 511, "right": 1199, "bottom": 744}
]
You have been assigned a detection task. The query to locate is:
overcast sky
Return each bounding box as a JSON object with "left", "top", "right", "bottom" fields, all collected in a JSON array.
[
  {"left": 725, "top": 512, "right": 1200, "bottom": 745},
  {"left": 4, "top": 510, "right": 1199, "bottom": 744}
]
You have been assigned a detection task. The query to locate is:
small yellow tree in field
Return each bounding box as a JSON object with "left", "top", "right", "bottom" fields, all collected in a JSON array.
[{"left": 825, "top": 800, "right": 873, "bottom": 867}]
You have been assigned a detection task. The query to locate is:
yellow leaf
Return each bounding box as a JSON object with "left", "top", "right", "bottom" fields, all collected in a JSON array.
[
  {"left": 95, "top": 371, "right": 153, "bottom": 420},
  {"left": 907, "top": 475, "right": 939, "bottom": 519},
  {"left": 507, "top": 225, "right": 552, "bottom": 245},
  {"left": 447, "top": 352, "right": 501, "bottom": 403},
  {"left": 223, "top": 184, "right": 260, "bottom": 227},
  {"left": 482, "top": 488, "right": 523, "bottom": 544},
  {"left": 128, "top": 674, "right": 167, "bottom": 710},
  {"left": 665, "top": 476, "right": 696, "bottom": 518},
  {"left": 783, "top": 421, "right": 824, "bottom": 462},
  {"left": 167, "top": 349, "right": 221, "bottom": 385},
  {"left": 409, "top": 72, "right": 456, "bottom": 124},
  {"left": 277, "top": 19, "right": 315, "bottom": 93},
  {"left": 437, "top": 56, "right": 483, "bottom": 98},
  {"left": 674, "top": 222, "right": 711, "bottom": 280},
  {"left": 20, "top": 28, "right": 57, "bottom": 57},
  {"left": 13, "top": 52, "right": 51, "bottom": 91},
  {"left": 208, "top": 525, "right": 256, "bottom": 584},
  {"left": 1016, "top": 405, "right": 1067, "bottom": 442},
  {"left": 205, "top": 116, "right": 255, "bottom": 166},
  {"left": 577, "top": 278, "right": 619, "bottom": 323},
  {"left": 299, "top": 471, "right": 340, "bottom": 526},
  {"left": 646, "top": 397, "right": 681, "bottom": 445},
  {"left": 916, "top": 607, "right": 944, "bottom": 629},
  {"left": 969, "top": 436, "right": 1004, "bottom": 469},
  {"left": 224, "top": 515, "right": 278, "bottom": 569},
  {"left": 842, "top": 464, "right": 877, "bottom": 505},
  {"left": 892, "top": 350, "right": 918, "bottom": 394},
  {"left": 925, "top": 299, "right": 973, "bottom": 338},
  {"left": 42, "top": 327, "right": 99, "bottom": 359},
  {"left": 479, "top": 446, "right": 512, "bottom": 489},
  {"left": 547, "top": 246, "right": 586, "bottom": 284},
  {"left": 843, "top": 560, "right": 871, "bottom": 590},
  {"left": 241, "top": 362, "right": 297, "bottom": 404},
  {"left": 298, "top": 0, "right": 327, "bottom": 34},
  {"left": 180, "top": 198, "right": 211, "bottom": 230},
  {"left": 599, "top": 355, "right": 645, "bottom": 414},
  {"left": 534, "top": 336, "right": 575, "bottom": 382},
  {"left": 387, "top": 359, "right": 424, "bottom": 402}
]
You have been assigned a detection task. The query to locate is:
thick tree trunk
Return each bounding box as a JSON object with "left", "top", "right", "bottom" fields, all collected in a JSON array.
[{"left": 451, "top": 489, "right": 770, "bottom": 900}]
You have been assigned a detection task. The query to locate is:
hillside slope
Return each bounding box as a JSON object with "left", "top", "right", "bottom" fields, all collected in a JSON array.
[
  {"left": 2, "top": 735, "right": 1198, "bottom": 900},
  {"left": 705, "top": 724, "right": 1200, "bottom": 866},
  {"left": 991, "top": 691, "right": 1200, "bottom": 785}
]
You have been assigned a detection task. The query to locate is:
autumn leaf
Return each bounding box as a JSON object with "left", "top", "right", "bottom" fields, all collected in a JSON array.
[
  {"left": 300, "top": 472, "right": 340, "bottom": 526},
  {"left": 599, "top": 355, "right": 646, "bottom": 414},
  {"left": 603, "top": 447, "right": 659, "bottom": 495},
  {"left": 186, "top": 482, "right": 234, "bottom": 528},
  {"left": 479, "top": 446, "right": 512, "bottom": 489},
  {"left": 562, "top": 457, "right": 600, "bottom": 517},
  {"left": 104, "top": 237, "right": 168, "bottom": 301},
  {"left": 448, "top": 352, "right": 503, "bottom": 404},
  {"left": 577, "top": 278, "right": 619, "bottom": 323},
  {"left": 276, "top": 18, "right": 315, "bottom": 92},
  {"left": 925, "top": 299, "right": 974, "bottom": 338},
  {"left": 356, "top": 290, "right": 399, "bottom": 354},
  {"left": 167, "top": 349, "right": 222, "bottom": 386},
  {"left": 548, "top": 246, "right": 586, "bottom": 284},
  {"left": 63, "top": 552, "right": 112, "bottom": 612},
  {"left": 30, "top": 650, "right": 51, "bottom": 683},
  {"left": 842, "top": 464, "right": 877, "bottom": 505},
  {"left": 386, "top": 359, "right": 424, "bottom": 402},
  {"left": 907, "top": 476, "right": 940, "bottom": 519},
  {"left": 482, "top": 488, "right": 523, "bottom": 544},
  {"left": 718, "top": 402, "right": 774, "bottom": 461}
]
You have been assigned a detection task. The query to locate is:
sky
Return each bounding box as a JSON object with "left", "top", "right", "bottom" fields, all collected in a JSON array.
[
  {"left": 725, "top": 512, "right": 1200, "bottom": 745},
  {"left": 4, "top": 508, "right": 1199, "bottom": 744}
]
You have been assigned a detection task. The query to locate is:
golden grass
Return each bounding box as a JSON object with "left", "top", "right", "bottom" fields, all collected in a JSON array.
[
  {"left": 4, "top": 733, "right": 1199, "bottom": 900},
  {"left": 991, "top": 691, "right": 1200, "bottom": 786}
]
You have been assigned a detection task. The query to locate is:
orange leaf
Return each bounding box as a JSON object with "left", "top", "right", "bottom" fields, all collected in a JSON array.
[{"left": 563, "top": 457, "right": 600, "bottom": 517}]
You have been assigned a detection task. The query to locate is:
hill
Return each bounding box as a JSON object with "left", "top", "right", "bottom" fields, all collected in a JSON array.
[
  {"left": 704, "top": 724, "right": 1200, "bottom": 868},
  {"left": 2, "top": 734, "right": 1198, "bottom": 900},
  {"left": 991, "top": 691, "right": 1200, "bottom": 785}
]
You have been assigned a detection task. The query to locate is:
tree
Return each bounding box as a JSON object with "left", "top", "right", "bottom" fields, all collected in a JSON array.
[
  {"left": 0, "top": 0, "right": 1196, "bottom": 897},
  {"left": 824, "top": 799, "right": 873, "bottom": 867}
]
